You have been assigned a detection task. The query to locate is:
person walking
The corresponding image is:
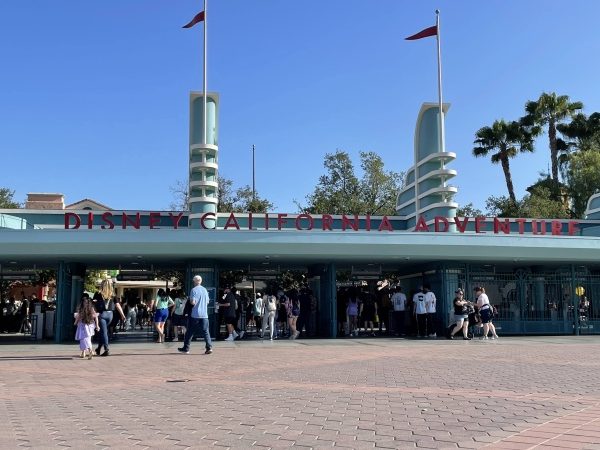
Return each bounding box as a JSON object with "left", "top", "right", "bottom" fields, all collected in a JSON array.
[
  {"left": 253, "top": 293, "right": 263, "bottom": 335},
  {"left": 153, "top": 289, "right": 174, "bottom": 343},
  {"left": 220, "top": 288, "right": 239, "bottom": 341},
  {"left": 448, "top": 289, "right": 471, "bottom": 340},
  {"left": 94, "top": 279, "right": 125, "bottom": 357},
  {"left": 474, "top": 286, "right": 498, "bottom": 340},
  {"left": 287, "top": 291, "right": 300, "bottom": 340},
  {"left": 261, "top": 292, "right": 277, "bottom": 340},
  {"left": 74, "top": 294, "right": 99, "bottom": 359},
  {"left": 171, "top": 290, "right": 187, "bottom": 341},
  {"left": 424, "top": 285, "right": 437, "bottom": 338},
  {"left": 391, "top": 286, "right": 407, "bottom": 336},
  {"left": 413, "top": 287, "right": 428, "bottom": 338},
  {"left": 346, "top": 290, "right": 360, "bottom": 337},
  {"left": 178, "top": 275, "right": 212, "bottom": 355}
]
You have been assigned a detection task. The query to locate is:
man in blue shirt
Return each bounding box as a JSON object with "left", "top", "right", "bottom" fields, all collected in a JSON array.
[{"left": 178, "top": 275, "right": 212, "bottom": 354}]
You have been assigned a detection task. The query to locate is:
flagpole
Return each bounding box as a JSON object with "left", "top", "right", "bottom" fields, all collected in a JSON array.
[
  {"left": 435, "top": 9, "right": 445, "bottom": 154},
  {"left": 202, "top": 0, "right": 207, "bottom": 145}
]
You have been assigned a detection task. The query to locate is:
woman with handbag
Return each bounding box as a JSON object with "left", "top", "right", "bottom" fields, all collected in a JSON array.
[{"left": 94, "top": 279, "right": 125, "bottom": 357}]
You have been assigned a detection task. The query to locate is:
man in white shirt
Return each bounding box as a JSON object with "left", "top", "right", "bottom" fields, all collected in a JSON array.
[
  {"left": 391, "top": 286, "right": 407, "bottom": 336},
  {"left": 424, "top": 285, "right": 437, "bottom": 338},
  {"left": 413, "top": 287, "right": 428, "bottom": 338}
]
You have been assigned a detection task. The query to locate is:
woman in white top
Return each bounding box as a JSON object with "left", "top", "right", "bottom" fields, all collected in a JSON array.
[
  {"left": 261, "top": 293, "right": 277, "bottom": 340},
  {"left": 474, "top": 286, "right": 498, "bottom": 340}
]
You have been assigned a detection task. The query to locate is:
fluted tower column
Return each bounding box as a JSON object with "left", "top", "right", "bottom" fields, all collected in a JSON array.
[{"left": 188, "top": 92, "right": 219, "bottom": 229}]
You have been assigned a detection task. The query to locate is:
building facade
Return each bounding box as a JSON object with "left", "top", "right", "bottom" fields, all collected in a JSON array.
[{"left": 1, "top": 97, "right": 600, "bottom": 342}]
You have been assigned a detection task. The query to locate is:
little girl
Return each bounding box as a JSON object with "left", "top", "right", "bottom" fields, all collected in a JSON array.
[{"left": 75, "top": 295, "right": 99, "bottom": 359}]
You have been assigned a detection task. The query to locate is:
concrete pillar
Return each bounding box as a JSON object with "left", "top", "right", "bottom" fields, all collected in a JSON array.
[{"left": 56, "top": 263, "right": 86, "bottom": 343}]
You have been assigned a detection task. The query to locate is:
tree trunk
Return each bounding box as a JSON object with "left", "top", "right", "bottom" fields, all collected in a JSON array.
[
  {"left": 549, "top": 118, "right": 559, "bottom": 182},
  {"left": 500, "top": 155, "right": 517, "bottom": 204}
]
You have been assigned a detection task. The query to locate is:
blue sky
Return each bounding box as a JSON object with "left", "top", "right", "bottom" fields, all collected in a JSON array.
[{"left": 1, "top": 1, "right": 599, "bottom": 212}]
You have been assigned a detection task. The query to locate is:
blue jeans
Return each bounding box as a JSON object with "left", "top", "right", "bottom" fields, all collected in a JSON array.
[
  {"left": 98, "top": 311, "right": 113, "bottom": 350},
  {"left": 183, "top": 317, "right": 212, "bottom": 351}
]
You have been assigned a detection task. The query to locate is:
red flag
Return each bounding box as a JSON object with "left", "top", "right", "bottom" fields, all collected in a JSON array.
[
  {"left": 405, "top": 25, "right": 437, "bottom": 40},
  {"left": 182, "top": 11, "right": 205, "bottom": 29}
]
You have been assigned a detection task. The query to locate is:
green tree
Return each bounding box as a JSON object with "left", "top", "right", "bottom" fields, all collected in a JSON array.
[
  {"left": 229, "top": 186, "right": 274, "bottom": 213},
  {"left": 0, "top": 188, "right": 20, "bottom": 208},
  {"left": 456, "top": 202, "right": 483, "bottom": 217},
  {"left": 485, "top": 195, "right": 524, "bottom": 217},
  {"left": 301, "top": 150, "right": 404, "bottom": 215},
  {"left": 522, "top": 186, "right": 569, "bottom": 219},
  {"left": 169, "top": 176, "right": 273, "bottom": 213},
  {"left": 473, "top": 120, "right": 536, "bottom": 204},
  {"left": 522, "top": 92, "right": 583, "bottom": 182},
  {"left": 566, "top": 149, "right": 600, "bottom": 218}
]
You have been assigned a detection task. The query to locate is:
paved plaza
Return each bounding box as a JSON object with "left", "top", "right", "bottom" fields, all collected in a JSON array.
[{"left": 0, "top": 336, "right": 599, "bottom": 449}]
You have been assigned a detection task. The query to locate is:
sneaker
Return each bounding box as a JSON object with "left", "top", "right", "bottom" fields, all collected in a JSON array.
[
  {"left": 429, "top": 333, "right": 437, "bottom": 338},
  {"left": 270, "top": 338, "right": 273, "bottom": 341},
  {"left": 463, "top": 337, "right": 472, "bottom": 340},
  {"left": 492, "top": 334, "right": 499, "bottom": 339},
  {"left": 177, "top": 347, "right": 190, "bottom": 354},
  {"left": 448, "top": 335, "right": 454, "bottom": 340},
  {"left": 232, "top": 331, "right": 239, "bottom": 339},
  {"left": 294, "top": 331, "right": 300, "bottom": 339},
  {"left": 238, "top": 331, "right": 245, "bottom": 339},
  {"left": 225, "top": 335, "right": 235, "bottom": 341},
  {"left": 204, "top": 348, "right": 213, "bottom": 355},
  {"left": 481, "top": 336, "right": 488, "bottom": 340}
]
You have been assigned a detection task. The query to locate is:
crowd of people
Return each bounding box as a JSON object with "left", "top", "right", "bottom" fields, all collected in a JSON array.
[
  {"left": 336, "top": 283, "right": 439, "bottom": 338},
  {"left": 0, "top": 293, "right": 54, "bottom": 334}
]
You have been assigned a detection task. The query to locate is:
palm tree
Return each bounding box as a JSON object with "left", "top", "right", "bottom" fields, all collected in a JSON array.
[
  {"left": 522, "top": 92, "right": 583, "bottom": 182},
  {"left": 473, "top": 120, "right": 535, "bottom": 204}
]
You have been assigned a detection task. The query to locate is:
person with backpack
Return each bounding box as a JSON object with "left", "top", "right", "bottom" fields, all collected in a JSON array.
[{"left": 261, "top": 292, "right": 277, "bottom": 340}]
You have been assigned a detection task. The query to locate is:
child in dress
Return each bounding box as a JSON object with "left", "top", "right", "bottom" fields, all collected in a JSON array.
[{"left": 75, "top": 295, "right": 99, "bottom": 359}]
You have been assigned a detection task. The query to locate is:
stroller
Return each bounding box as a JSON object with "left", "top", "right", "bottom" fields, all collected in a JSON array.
[
  {"left": 447, "top": 302, "right": 482, "bottom": 339},
  {"left": 467, "top": 303, "right": 482, "bottom": 338}
]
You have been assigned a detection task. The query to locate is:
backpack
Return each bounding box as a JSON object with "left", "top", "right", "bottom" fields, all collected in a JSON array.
[{"left": 266, "top": 296, "right": 276, "bottom": 312}]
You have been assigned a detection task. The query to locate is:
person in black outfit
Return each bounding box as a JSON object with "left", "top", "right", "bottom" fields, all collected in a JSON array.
[{"left": 296, "top": 288, "right": 312, "bottom": 338}]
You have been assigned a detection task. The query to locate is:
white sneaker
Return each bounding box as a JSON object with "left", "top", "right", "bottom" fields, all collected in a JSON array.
[
  {"left": 238, "top": 331, "right": 245, "bottom": 339},
  {"left": 481, "top": 336, "right": 488, "bottom": 340},
  {"left": 225, "top": 335, "right": 235, "bottom": 341},
  {"left": 429, "top": 333, "right": 437, "bottom": 338},
  {"left": 492, "top": 334, "right": 499, "bottom": 339},
  {"left": 232, "top": 331, "right": 239, "bottom": 339}
]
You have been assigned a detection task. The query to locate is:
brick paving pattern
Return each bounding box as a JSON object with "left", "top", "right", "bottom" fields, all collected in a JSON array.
[{"left": 0, "top": 336, "right": 599, "bottom": 449}]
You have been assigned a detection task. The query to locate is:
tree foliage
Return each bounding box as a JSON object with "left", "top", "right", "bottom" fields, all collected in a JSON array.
[
  {"left": 522, "top": 92, "right": 583, "bottom": 182},
  {"left": 169, "top": 176, "right": 274, "bottom": 213},
  {"left": 473, "top": 120, "right": 536, "bottom": 204},
  {"left": 0, "top": 188, "right": 20, "bottom": 208},
  {"left": 456, "top": 202, "right": 483, "bottom": 217},
  {"left": 566, "top": 149, "right": 600, "bottom": 218},
  {"left": 300, "top": 150, "right": 404, "bottom": 215}
]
